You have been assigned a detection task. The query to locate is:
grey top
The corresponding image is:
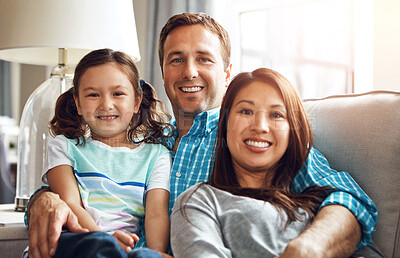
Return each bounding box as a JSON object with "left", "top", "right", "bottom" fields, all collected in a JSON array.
[{"left": 171, "top": 184, "right": 310, "bottom": 258}]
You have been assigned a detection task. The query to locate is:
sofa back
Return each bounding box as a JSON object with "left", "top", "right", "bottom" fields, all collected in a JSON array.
[{"left": 304, "top": 90, "right": 400, "bottom": 258}]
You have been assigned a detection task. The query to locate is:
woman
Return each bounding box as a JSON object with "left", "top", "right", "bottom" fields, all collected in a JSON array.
[{"left": 170, "top": 68, "right": 331, "bottom": 257}]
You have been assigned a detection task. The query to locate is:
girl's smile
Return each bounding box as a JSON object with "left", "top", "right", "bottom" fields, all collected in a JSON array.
[{"left": 74, "top": 62, "right": 141, "bottom": 146}]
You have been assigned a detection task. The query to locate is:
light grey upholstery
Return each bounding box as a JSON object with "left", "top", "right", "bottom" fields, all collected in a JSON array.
[{"left": 304, "top": 90, "right": 400, "bottom": 258}]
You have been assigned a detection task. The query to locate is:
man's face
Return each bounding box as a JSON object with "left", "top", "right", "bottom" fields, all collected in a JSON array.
[{"left": 162, "top": 24, "right": 232, "bottom": 117}]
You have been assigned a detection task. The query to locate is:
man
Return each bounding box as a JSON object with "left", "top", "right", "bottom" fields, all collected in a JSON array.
[{"left": 26, "top": 13, "right": 377, "bottom": 258}]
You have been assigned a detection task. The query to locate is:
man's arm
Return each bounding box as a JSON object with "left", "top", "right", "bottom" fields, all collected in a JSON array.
[
  {"left": 279, "top": 205, "right": 360, "bottom": 258},
  {"left": 27, "top": 188, "right": 87, "bottom": 258},
  {"left": 292, "top": 147, "right": 378, "bottom": 252}
]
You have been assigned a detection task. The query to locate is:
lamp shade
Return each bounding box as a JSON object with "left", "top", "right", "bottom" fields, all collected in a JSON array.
[{"left": 0, "top": 0, "right": 141, "bottom": 66}]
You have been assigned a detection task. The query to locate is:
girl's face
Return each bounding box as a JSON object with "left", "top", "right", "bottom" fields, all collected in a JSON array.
[
  {"left": 226, "top": 81, "right": 290, "bottom": 186},
  {"left": 74, "top": 63, "right": 141, "bottom": 144}
]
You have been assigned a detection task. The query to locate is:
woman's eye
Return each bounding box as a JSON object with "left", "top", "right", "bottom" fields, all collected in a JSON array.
[
  {"left": 271, "top": 112, "right": 284, "bottom": 118},
  {"left": 239, "top": 109, "right": 253, "bottom": 115}
]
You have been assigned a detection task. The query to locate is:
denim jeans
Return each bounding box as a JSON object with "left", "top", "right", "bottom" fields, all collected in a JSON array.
[{"left": 53, "top": 231, "right": 162, "bottom": 258}]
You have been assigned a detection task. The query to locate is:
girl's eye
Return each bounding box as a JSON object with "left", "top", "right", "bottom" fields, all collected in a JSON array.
[
  {"left": 114, "top": 92, "right": 125, "bottom": 96},
  {"left": 87, "top": 93, "right": 99, "bottom": 97},
  {"left": 239, "top": 109, "right": 253, "bottom": 115}
]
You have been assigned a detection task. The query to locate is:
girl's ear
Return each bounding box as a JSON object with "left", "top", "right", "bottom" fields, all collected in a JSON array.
[
  {"left": 74, "top": 96, "right": 82, "bottom": 115},
  {"left": 134, "top": 94, "right": 143, "bottom": 114}
]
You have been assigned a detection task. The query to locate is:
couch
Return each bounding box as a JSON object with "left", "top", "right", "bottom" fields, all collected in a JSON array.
[
  {"left": 304, "top": 90, "right": 400, "bottom": 257},
  {"left": 0, "top": 90, "right": 399, "bottom": 258}
]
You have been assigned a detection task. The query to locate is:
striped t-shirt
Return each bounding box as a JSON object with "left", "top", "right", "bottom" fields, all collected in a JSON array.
[{"left": 42, "top": 135, "right": 171, "bottom": 234}]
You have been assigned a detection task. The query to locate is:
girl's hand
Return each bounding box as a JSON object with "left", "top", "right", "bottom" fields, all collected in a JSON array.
[{"left": 112, "top": 230, "right": 140, "bottom": 253}]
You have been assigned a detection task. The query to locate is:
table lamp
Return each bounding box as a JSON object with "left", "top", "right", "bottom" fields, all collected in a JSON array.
[{"left": 0, "top": 0, "right": 141, "bottom": 211}]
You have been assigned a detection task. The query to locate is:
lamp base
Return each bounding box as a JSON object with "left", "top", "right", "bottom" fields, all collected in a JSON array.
[{"left": 14, "top": 196, "right": 28, "bottom": 212}]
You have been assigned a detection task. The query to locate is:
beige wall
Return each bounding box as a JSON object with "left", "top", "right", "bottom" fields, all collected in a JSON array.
[
  {"left": 373, "top": 0, "right": 400, "bottom": 91},
  {"left": 11, "top": 0, "right": 400, "bottom": 122}
]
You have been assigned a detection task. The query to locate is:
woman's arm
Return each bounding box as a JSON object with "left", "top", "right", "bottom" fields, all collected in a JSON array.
[
  {"left": 145, "top": 188, "right": 170, "bottom": 253},
  {"left": 46, "top": 165, "right": 100, "bottom": 231}
]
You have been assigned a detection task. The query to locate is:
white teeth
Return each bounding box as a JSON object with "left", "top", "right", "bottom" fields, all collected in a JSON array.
[
  {"left": 98, "top": 116, "right": 117, "bottom": 120},
  {"left": 180, "top": 87, "right": 202, "bottom": 93},
  {"left": 245, "top": 140, "right": 271, "bottom": 148}
]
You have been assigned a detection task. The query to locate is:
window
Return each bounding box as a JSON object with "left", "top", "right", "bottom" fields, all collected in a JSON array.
[{"left": 216, "top": 0, "right": 373, "bottom": 99}]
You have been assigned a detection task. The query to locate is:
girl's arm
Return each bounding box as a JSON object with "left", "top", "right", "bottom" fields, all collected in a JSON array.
[
  {"left": 46, "top": 165, "right": 100, "bottom": 231},
  {"left": 145, "top": 188, "right": 170, "bottom": 253}
]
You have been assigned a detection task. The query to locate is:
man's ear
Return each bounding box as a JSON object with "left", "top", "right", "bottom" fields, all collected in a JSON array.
[
  {"left": 225, "top": 63, "right": 232, "bottom": 88},
  {"left": 74, "top": 96, "right": 82, "bottom": 115}
]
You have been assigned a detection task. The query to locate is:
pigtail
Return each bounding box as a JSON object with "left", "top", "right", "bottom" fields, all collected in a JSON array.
[
  {"left": 49, "top": 87, "right": 87, "bottom": 145},
  {"left": 128, "top": 80, "right": 173, "bottom": 144}
]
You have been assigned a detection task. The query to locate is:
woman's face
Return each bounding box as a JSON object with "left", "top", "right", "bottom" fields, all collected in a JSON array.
[{"left": 226, "top": 81, "right": 290, "bottom": 185}]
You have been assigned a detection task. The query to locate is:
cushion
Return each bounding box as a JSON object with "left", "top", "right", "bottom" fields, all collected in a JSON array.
[{"left": 304, "top": 90, "right": 400, "bottom": 257}]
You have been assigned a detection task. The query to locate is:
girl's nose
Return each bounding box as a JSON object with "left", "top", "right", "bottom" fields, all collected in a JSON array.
[{"left": 100, "top": 96, "right": 114, "bottom": 110}]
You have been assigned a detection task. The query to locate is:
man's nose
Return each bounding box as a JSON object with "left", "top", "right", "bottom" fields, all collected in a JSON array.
[{"left": 181, "top": 59, "right": 199, "bottom": 80}]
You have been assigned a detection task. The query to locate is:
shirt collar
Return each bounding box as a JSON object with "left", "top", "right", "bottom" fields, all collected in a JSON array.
[{"left": 170, "top": 107, "right": 220, "bottom": 139}]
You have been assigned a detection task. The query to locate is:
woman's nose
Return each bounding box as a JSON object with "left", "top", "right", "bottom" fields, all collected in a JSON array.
[{"left": 251, "top": 112, "right": 270, "bottom": 133}]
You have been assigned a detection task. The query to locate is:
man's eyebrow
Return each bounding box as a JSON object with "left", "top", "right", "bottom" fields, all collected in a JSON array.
[{"left": 166, "top": 51, "right": 183, "bottom": 59}]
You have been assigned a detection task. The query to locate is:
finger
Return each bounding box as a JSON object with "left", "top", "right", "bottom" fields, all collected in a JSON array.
[
  {"left": 113, "top": 235, "right": 133, "bottom": 253},
  {"left": 65, "top": 210, "right": 88, "bottom": 233},
  {"left": 129, "top": 233, "right": 140, "bottom": 243},
  {"left": 28, "top": 219, "right": 46, "bottom": 258},
  {"left": 114, "top": 230, "right": 135, "bottom": 247},
  {"left": 36, "top": 214, "right": 51, "bottom": 258}
]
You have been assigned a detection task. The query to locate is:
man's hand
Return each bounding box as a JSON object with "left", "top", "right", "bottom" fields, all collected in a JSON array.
[
  {"left": 278, "top": 205, "right": 360, "bottom": 258},
  {"left": 28, "top": 189, "right": 88, "bottom": 258},
  {"left": 112, "top": 230, "right": 139, "bottom": 253}
]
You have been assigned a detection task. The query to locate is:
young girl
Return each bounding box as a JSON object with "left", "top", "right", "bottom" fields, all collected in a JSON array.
[
  {"left": 42, "top": 48, "right": 173, "bottom": 257},
  {"left": 171, "top": 68, "right": 332, "bottom": 257}
]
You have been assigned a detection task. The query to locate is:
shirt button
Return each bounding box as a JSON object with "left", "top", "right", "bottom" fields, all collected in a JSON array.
[{"left": 176, "top": 172, "right": 181, "bottom": 178}]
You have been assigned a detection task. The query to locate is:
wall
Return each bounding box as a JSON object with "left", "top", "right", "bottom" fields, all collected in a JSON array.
[
  {"left": 10, "top": 0, "right": 400, "bottom": 122},
  {"left": 373, "top": 0, "right": 400, "bottom": 91}
]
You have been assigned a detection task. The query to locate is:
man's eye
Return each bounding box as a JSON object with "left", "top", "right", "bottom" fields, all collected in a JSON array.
[
  {"left": 171, "top": 58, "right": 183, "bottom": 63},
  {"left": 199, "top": 57, "right": 211, "bottom": 62}
]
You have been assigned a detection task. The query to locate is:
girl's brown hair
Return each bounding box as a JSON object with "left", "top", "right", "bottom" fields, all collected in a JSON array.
[
  {"left": 50, "top": 48, "right": 173, "bottom": 145},
  {"left": 208, "top": 68, "right": 331, "bottom": 222}
]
